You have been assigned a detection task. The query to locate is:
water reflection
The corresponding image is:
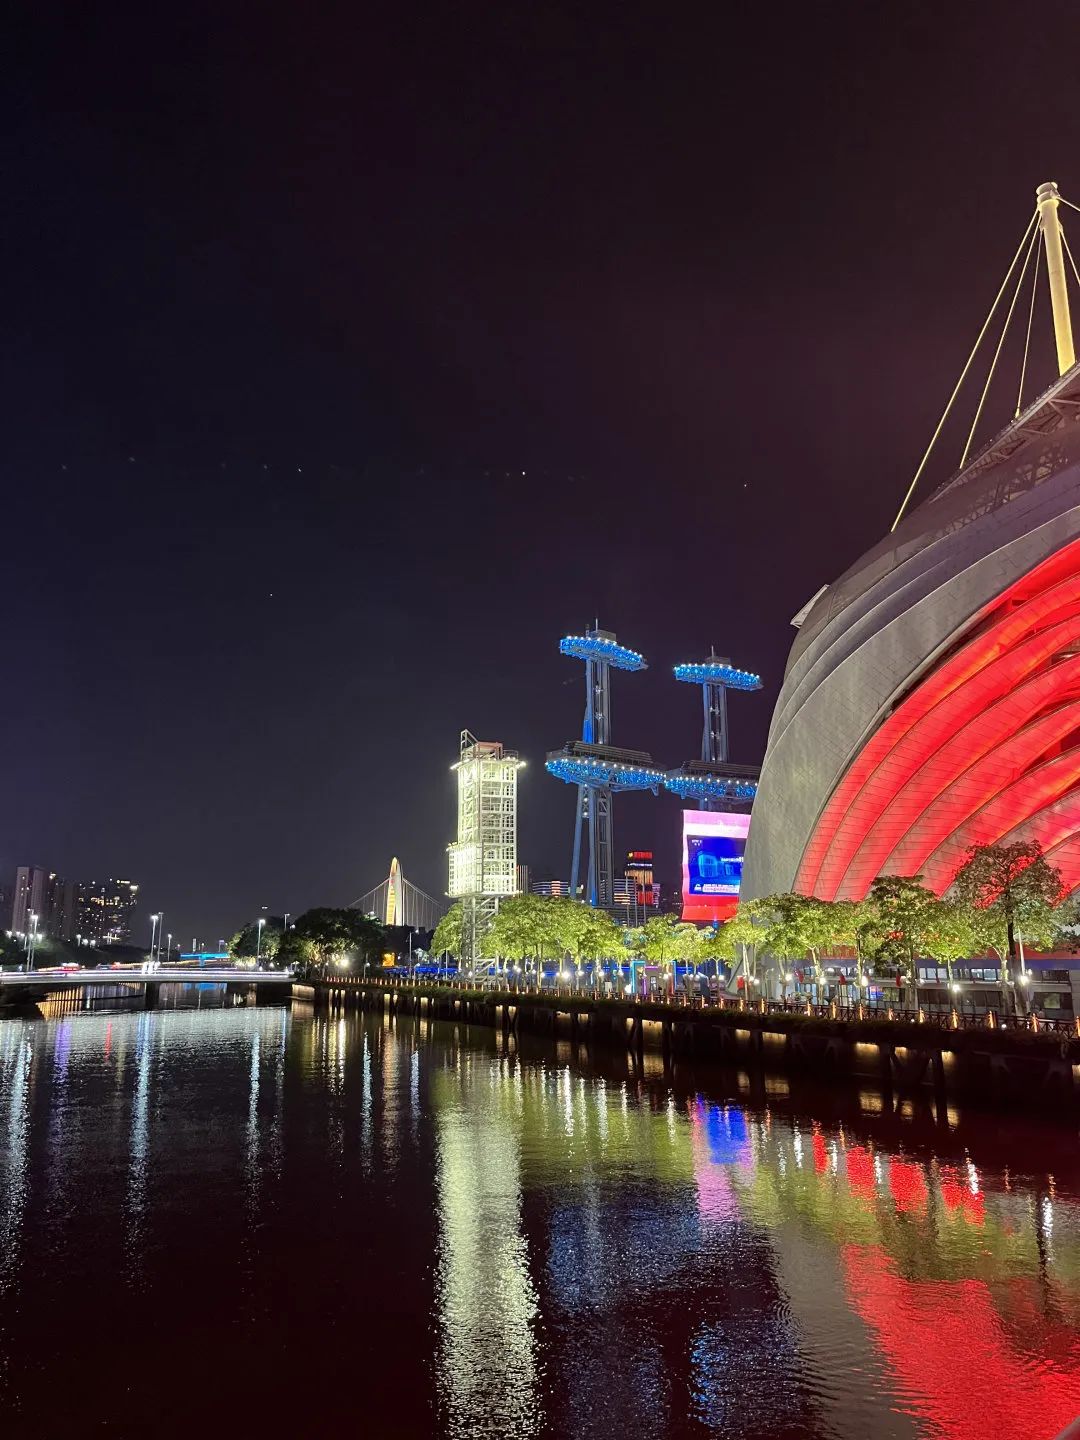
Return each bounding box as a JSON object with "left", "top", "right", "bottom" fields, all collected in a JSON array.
[
  {"left": 0, "top": 1027, "right": 32, "bottom": 1295},
  {"left": 123, "top": 1012, "right": 154, "bottom": 1285},
  {"left": 433, "top": 1050, "right": 540, "bottom": 1439},
  {"left": 0, "top": 1000, "right": 1078, "bottom": 1439}
]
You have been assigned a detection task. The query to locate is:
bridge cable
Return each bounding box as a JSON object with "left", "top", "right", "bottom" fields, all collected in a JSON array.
[
  {"left": 1015, "top": 226, "right": 1042, "bottom": 417},
  {"left": 959, "top": 219, "right": 1040, "bottom": 467},
  {"left": 891, "top": 207, "right": 1038, "bottom": 533}
]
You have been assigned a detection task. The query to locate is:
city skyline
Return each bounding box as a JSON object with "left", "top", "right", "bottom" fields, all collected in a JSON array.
[{"left": 6, "top": 5, "right": 1079, "bottom": 936}]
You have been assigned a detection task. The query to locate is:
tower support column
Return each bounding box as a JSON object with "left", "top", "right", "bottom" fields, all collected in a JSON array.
[{"left": 1037, "top": 181, "right": 1076, "bottom": 376}]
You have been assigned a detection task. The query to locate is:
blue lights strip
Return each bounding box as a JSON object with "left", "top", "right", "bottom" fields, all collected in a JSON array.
[
  {"left": 560, "top": 634, "right": 647, "bottom": 671},
  {"left": 545, "top": 756, "right": 662, "bottom": 791},
  {"left": 662, "top": 775, "right": 758, "bottom": 802},
  {"left": 673, "top": 662, "right": 761, "bottom": 689}
]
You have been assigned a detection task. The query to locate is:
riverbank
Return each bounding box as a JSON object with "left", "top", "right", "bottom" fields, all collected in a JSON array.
[{"left": 296, "top": 976, "right": 1080, "bottom": 1112}]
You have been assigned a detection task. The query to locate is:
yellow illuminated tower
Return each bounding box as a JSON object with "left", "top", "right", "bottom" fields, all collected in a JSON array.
[
  {"left": 447, "top": 730, "right": 525, "bottom": 966},
  {"left": 385, "top": 857, "right": 402, "bottom": 926}
]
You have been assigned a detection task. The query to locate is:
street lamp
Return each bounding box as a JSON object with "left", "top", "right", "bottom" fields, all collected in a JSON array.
[
  {"left": 150, "top": 913, "right": 160, "bottom": 963},
  {"left": 256, "top": 917, "right": 266, "bottom": 960},
  {"left": 165, "top": 932, "right": 172, "bottom": 965}
]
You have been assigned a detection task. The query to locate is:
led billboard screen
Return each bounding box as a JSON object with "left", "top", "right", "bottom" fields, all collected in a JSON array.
[{"left": 681, "top": 810, "right": 751, "bottom": 923}]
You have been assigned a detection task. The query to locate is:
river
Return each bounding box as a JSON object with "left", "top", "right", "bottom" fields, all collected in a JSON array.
[{"left": 0, "top": 987, "right": 1079, "bottom": 1438}]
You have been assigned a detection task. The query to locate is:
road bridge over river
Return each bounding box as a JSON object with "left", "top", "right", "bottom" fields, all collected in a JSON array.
[{"left": 0, "top": 967, "right": 293, "bottom": 993}]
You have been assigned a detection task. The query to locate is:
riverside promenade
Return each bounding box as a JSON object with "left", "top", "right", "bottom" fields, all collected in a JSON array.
[{"left": 294, "top": 976, "right": 1080, "bottom": 1112}]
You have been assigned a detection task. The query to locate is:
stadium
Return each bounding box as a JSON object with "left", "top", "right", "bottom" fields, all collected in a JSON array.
[{"left": 744, "top": 183, "right": 1080, "bottom": 903}]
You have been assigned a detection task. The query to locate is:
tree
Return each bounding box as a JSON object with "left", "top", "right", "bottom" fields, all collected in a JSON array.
[
  {"left": 0, "top": 932, "right": 25, "bottom": 970},
  {"left": 860, "top": 875, "right": 940, "bottom": 1003},
  {"left": 489, "top": 895, "right": 568, "bottom": 970},
  {"left": 756, "top": 893, "right": 837, "bottom": 990},
  {"left": 561, "top": 904, "right": 621, "bottom": 978},
  {"left": 714, "top": 900, "right": 767, "bottom": 983},
  {"left": 229, "top": 916, "right": 284, "bottom": 963},
  {"left": 920, "top": 897, "right": 983, "bottom": 990},
  {"left": 431, "top": 902, "right": 464, "bottom": 960},
  {"left": 952, "top": 841, "right": 1066, "bottom": 1006},
  {"left": 630, "top": 915, "right": 698, "bottom": 987},
  {"left": 277, "top": 927, "right": 315, "bottom": 973},
  {"left": 291, "top": 907, "right": 385, "bottom": 971},
  {"left": 693, "top": 923, "right": 733, "bottom": 974}
]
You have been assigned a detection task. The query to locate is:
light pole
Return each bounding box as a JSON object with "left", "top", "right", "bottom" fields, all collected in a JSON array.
[
  {"left": 150, "top": 913, "right": 160, "bottom": 963},
  {"left": 165, "top": 932, "right": 172, "bottom": 965},
  {"left": 256, "top": 917, "right": 266, "bottom": 961},
  {"left": 27, "top": 913, "right": 39, "bottom": 971}
]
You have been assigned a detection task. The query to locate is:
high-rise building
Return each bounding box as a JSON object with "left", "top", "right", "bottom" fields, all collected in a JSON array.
[
  {"left": 447, "top": 730, "right": 524, "bottom": 966},
  {"left": 76, "top": 879, "right": 139, "bottom": 946},
  {"left": 10, "top": 866, "right": 70, "bottom": 939},
  {"left": 625, "top": 850, "right": 659, "bottom": 912}
]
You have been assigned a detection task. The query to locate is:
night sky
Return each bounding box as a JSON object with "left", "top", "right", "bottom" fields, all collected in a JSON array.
[{"left": 5, "top": 2, "right": 1079, "bottom": 943}]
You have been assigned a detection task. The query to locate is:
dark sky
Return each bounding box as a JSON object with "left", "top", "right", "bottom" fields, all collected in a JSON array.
[{"left": 4, "top": 1, "right": 1079, "bottom": 942}]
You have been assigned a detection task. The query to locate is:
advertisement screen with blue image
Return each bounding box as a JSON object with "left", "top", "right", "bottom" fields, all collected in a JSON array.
[
  {"left": 687, "top": 832, "right": 744, "bottom": 895},
  {"left": 681, "top": 810, "right": 751, "bottom": 923}
]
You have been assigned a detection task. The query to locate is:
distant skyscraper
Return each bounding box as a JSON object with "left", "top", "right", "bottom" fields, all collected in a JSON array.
[
  {"left": 76, "top": 878, "right": 139, "bottom": 946},
  {"left": 610, "top": 876, "right": 637, "bottom": 926},
  {"left": 625, "top": 850, "right": 659, "bottom": 912},
  {"left": 447, "top": 730, "right": 524, "bottom": 966},
  {"left": 10, "top": 866, "right": 69, "bottom": 938}
]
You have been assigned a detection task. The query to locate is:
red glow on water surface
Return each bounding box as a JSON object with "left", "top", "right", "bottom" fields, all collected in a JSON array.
[
  {"left": 845, "top": 1144, "right": 876, "bottom": 1198},
  {"left": 843, "top": 1245, "right": 1080, "bottom": 1439},
  {"left": 812, "top": 1130, "right": 828, "bottom": 1174},
  {"left": 888, "top": 1159, "right": 928, "bottom": 1215},
  {"left": 939, "top": 1166, "right": 985, "bottom": 1224}
]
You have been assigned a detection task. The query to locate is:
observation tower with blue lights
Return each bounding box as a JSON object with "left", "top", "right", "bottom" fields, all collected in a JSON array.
[
  {"left": 545, "top": 626, "right": 662, "bottom": 908},
  {"left": 664, "top": 650, "right": 761, "bottom": 809}
]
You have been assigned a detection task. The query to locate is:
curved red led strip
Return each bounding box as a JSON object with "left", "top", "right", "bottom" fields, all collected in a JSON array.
[
  {"left": 797, "top": 553, "right": 1080, "bottom": 894},
  {"left": 919, "top": 749, "right": 1080, "bottom": 890},
  {"left": 840, "top": 674, "right": 1080, "bottom": 896},
  {"left": 816, "top": 617, "right": 1080, "bottom": 898},
  {"left": 798, "top": 536, "right": 1080, "bottom": 900}
]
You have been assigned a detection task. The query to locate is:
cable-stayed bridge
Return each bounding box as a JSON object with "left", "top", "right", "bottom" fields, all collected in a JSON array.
[{"left": 352, "top": 857, "right": 446, "bottom": 931}]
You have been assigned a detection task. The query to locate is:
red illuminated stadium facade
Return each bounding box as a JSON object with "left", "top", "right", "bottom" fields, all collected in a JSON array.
[{"left": 743, "top": 359, "right": 1080, "bottom": 904}]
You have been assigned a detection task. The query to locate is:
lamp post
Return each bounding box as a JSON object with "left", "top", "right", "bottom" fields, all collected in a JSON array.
[
  {"left": 150, "top": 913, "right": 160, "bottom": 964},
  {"left": 165, "top": 932, "right": 172, "bottom": 965},
  {"left": 256, "top": 917, "right": 266, "bottom": 961},
  {"left": 27, "top": 913, "right": 39, "bottom": 971}
]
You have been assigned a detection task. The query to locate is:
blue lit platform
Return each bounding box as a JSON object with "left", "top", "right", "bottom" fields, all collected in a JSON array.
[
  {"left": 664, "top": 760, "right": 759, "bottom": 805},
  {"left": 673, "top": 659, "right": 761, "bottom": 690},
  {"left": 560, "top": 632, "right": 647, "bottom": 671},
  {"left": 546, "top": 742, "right": 662, "bottom": 792}
]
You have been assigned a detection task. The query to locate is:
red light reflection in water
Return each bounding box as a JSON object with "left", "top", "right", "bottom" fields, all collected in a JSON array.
[
  {"left": 939, "top": 1165, "right": 985, "bottom": 1225},
  {"left": 888, "top": 1158, "right": 928, "bottom": 1215},
  {"left": 812, "top": 1129, "right": 828, "bottom": 1174},
  {"left": 845, "top": 1144, "right": 875, "bottom": 1198},
  {"left": 843, "top": 1245, "right": 1080, "bottom": 1439}
]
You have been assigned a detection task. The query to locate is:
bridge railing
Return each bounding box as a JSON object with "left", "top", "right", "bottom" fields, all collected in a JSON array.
[{"left": 312, "top": 973, "right": 1078, "bottom": 1036}]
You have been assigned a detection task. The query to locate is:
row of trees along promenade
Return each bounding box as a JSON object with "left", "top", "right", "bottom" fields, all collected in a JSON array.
[{"left": 428, "top": 842, "right": 1077, "bottom": 1014}]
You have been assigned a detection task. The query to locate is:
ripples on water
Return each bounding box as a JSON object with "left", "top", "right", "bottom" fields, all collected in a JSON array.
[{"left": 0, "top": 989, "right": 1079, "bottom": 1438}]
